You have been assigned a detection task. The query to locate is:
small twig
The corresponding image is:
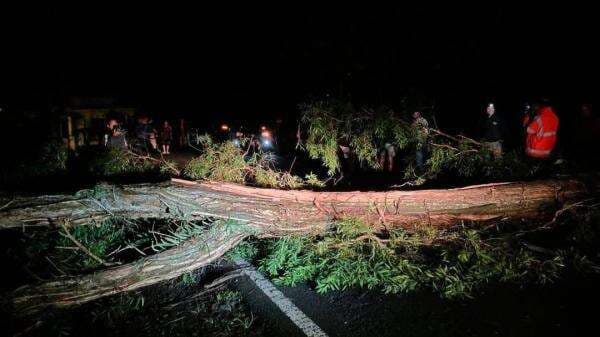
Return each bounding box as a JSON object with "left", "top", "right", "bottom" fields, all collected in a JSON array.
[
  {"left": 288, "top": 156, "right": 297, "bottom": 174},
  {"left": 126, "top": 150, "right": 181, "bottom": 176},
  {"left": 430, "top": 143, "right": 460, "bottom": 151},
  {"left": 333, "top": 172, "right": 344, "bottom": 185},
  {"left": 515, "top": 200, "right": 594, "bottom": 237},
  {"left": 166, "top": 284, "right": 227, "bottom": 310},
  {"left": 521, "top": 241, "right": 555, "bottom": 255},
  {"left": 166, "top": 316, "right": 185, "bottom": 325},
  {"left": 430, "top": 128, "right": 483, "bottom": 147},
  {"left": 391, "top": 179, "right": 422, "bottom": 189},
  {"left": 456, "top": 149, "right": 479, "bottom": 156},
  {"left": 243, "top": 136, "right": 255, "bottom": 157},
  {"left": 108, "top": 244, "right": 147, "bottom": 257},
  {"left": 59, "top": 221, "right": 112, "bottom": 267},
  {"left": 457, "top": 134, "right": 483, "bottom": 146},
  {"left": 45, "top": 256, "right": 67, "bottom": 276},
  {"left": 88, "top": 198, "right": 115, "bottom": 217},
  {"left": 0, "top": 198, "right": 15, "bottom": 211},
  {"left": 331, "top": 233, "right": 389, "bottom": 249},
  {"left": 203, "top": 271, "right": 244, "bottom": 289}
]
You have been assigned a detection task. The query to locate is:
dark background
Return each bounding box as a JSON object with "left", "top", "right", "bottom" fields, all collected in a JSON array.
[{"left": 1, "top": 4, "right": 597, "bottom": 136}]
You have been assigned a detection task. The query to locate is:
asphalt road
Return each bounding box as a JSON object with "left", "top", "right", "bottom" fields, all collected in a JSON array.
[{"left": 233, "top": 268, "right": 599, "bottom": 337}]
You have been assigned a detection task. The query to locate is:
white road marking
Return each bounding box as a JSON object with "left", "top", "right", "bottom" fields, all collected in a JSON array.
[{"left": 234, "top": 258, "right": 329, "bottom": 337}]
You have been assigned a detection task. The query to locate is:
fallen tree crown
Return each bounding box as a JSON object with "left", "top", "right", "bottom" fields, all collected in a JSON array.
[{"left": 2, "top": 178, "right": 587, "bottom": 315}]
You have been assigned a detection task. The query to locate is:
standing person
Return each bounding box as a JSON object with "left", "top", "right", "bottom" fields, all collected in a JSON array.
[
  {"left": 524, "top": 100, "right": 559, "bottom": 159},
  {"left": 338, "top": 142, "right": 355, "bottom": 181},
  {"left": 134, "top": 116, "right": 150, "bottom": 154},
  {"left": 160, "top": 120, "right": 173, "bottom": 155},
  {"left": 105, "top": 118, "right": 118, "bottom": 147},
  {"left": 378, "top": 143, "right": 396, "bottom": 172},
  {"left": 412, "top": 111, "right": 429, "bottom": 169},
  {"left": 106, "top": 118, "right": 128, "bottom": 150},
  {"left": 147, "top": 119, "right": 159, "bottom": 152},
  {"left": 482, "top": 103, "right": 503, "bottom": 158}
]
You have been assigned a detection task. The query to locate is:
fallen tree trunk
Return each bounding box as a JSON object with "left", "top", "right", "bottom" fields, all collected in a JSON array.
[
  {"left": 1, "top": 178, "right": 586, "bottom": 231},
  {"left": 5, "top": 178, "right": 587, "bottom": 315},
  {"left": 12, "top": 221, "right": 248, "bottom": 316}
]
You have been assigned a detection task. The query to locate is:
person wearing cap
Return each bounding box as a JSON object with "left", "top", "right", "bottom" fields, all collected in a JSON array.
[{"left": 482, "top": 103, "right": 503, "bottom": 158}]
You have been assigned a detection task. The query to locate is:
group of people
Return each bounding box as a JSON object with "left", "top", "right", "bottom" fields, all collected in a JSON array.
[
  {"left": 482, "top": 99, "right": 568, "bottom": 161},
  {"left": 373, "top": 99, "right": 594, "bottom": 176},
  {"left": 104, "top": 116, "right": 173, "bottom": 155}
]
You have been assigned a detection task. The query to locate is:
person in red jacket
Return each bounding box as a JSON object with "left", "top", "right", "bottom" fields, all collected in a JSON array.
[{"left": 523, "top": 101, "right": 559, "bottom": 159}]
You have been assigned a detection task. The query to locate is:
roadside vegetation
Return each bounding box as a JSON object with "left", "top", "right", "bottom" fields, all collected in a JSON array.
[
  {"left": 298, "top": 99, "right": 554, "bottom": 185},
  {"left": 1, "top": 143, "right": 177, "bottom": 189},
  {"left": 183, "top": 134, "right": 325, "bottom": 189},
  {"left": 229, "top": 203, "right": 600, "bottom": 299},
  {"left": 4, "top": 198, "right": 597, "bottom": 306}
]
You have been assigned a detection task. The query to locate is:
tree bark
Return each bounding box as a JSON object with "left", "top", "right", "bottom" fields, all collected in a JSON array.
[
  {"left": 4, "top": 178, "right": 587, "bottom": 315},
  {"left": 1, "top": 178, "right": 585, "bottom": 231},
  {"left": 13, "top": 222, "right": 247, "bottom": 316}
]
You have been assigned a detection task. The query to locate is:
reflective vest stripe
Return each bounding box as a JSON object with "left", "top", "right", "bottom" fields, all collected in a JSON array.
[
  {"left": 535, "top": 116, "right": 542, "bottom": 127},
  {"left": 527, "top": 126, "right": 536, "bottom": 134},
  {"left": 541, "top": 131, "right": 556, "bottom": 137},
  {"left": 526, "top": 147, "right": 551, "bottom": 156}
]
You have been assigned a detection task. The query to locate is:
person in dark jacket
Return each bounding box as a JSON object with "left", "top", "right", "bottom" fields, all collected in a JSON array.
[
  {"left": 160, "top": 120, "right": 173, "bottom": 155},
  {"left": 483, "top": 103, "right": 503, "bottom": 158},
  {"left": 105, "top": 118, "right": 128, "bottom": 150}
]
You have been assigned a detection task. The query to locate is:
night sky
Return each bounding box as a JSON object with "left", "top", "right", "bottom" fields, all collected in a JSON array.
[{"left": 1, "top": 4, "right": 597, "bottom": 129}]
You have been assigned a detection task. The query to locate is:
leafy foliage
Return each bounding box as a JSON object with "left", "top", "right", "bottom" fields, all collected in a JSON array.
[
  {"left": 54, "top": 217, "right": 151, "bottom": 270},
  {"left": 257, "top": 218, "right": 574, "bottom": 299},
  {"left": 184, "top": 137, "right": 247, "bottom": 183},
  {"left": 183, "top": 134, "right": 325, "bottom": 189},
  {"left": 298, "top": 99, "right": 542, "bottom": 184},
  {"left": 180, "top": 271, "right": 199, "bottom": 286},
  {"left": 227, "top": 239, "right": 260, "bottom": 261},
  {"left": 150, "top": 220, "right": 212, "bottom": 252},
  {"left": 83, "top": 148, "right": 173, "bottom": 178},
  {"left": 298, "top": 100, "right": 416, "bottom": 176},
  {"left": 304, "top": 172, "right": 326, "bottom": 188},
  {"left": 0, "top": 139, "right": 68, "bottom": 186}
]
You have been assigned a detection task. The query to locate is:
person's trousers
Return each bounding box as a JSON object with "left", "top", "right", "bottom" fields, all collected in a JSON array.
[
  {"left": 416, "top": 149, "right": 424, "bottom": 168},
  {"left": 484, "top": 141, "right": 502, "bottom": 158}
]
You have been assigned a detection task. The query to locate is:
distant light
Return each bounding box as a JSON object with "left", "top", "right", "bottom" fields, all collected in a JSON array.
[
  {"left": 221, "top": 124, "right": 229, "bottom": 131},
  {"left": 262, "top": 139, "right": 271, "bottom": 148},
  {"left": 261, "top": 125, "right": 267, "bottom": 131},
  {"left": 261, "top": 130, "right": 271, "bottom": 138},
  {"left": 233, "top": 139, "right": 241, "bottom": 147}
]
